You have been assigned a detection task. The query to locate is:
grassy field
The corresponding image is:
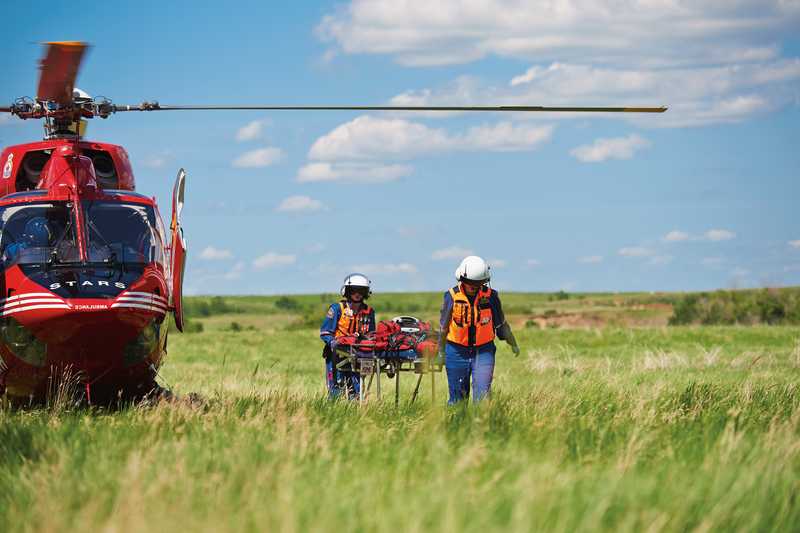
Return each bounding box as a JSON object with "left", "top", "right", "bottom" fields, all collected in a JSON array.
[{"left": 1, "top": 292, "right": 799, "bottom": 532}]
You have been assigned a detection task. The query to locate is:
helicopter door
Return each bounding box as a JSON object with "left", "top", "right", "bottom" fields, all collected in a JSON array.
[{"left": 169, "top": 168, "right": 187, "bottom": 332}]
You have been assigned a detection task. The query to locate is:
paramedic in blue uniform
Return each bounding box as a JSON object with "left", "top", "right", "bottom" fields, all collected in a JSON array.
[
  {"left": 319, "top": 273, "right": 376, "bottom": 399},
  {"left": 438, "top": 256, "right": 520, "bottom": 404}
]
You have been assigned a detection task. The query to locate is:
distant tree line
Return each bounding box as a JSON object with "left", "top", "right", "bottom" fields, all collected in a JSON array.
[{"left": 669, "top": 289, "right": 800, "bottom": 326}]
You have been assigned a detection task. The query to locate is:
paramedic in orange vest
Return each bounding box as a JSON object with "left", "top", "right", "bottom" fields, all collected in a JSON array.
[
  {"left": 438, "top": 256, "right": 519, "bottom": 403},
  {"left": 319, "top": 273, "right": 376, "bottom": 399}
]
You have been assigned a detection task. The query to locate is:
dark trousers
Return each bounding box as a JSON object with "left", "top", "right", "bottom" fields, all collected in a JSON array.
[{"left": 323, "top": 345, "right": 361, "bottom": 399}]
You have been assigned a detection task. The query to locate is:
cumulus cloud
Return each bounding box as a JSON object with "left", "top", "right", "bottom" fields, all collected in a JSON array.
[
  {"left": 705, "top": 229, "right": 736, "bottom": 241},
  {"left": 570, "top": 134, "right": 650, "bottom": 162},
  {"left": 308, "top": 116, "right": 553, "bottom": 161},
  {"left": 297, "top": 162, "right": 412, "bottom": 183},
  {"left": 386, "top": 60, "right": 798, "bottom": 128},
  {"left": 299, "top": 116, "right": 553, "bottom": 182},
  {"left": 252, "top": 252, "right": 296, "bottom": 270},
  {"left": 142, "top": 152, "right": 170, "bottom": 169},
  {"left": 664, "top": 230, "right": 690, "bottom": 242},
  {"left": 233, "top": 147, "right": 283, "bottom": 168},
  {"left": 619, "top": 247, "right": 655, "bottom": 257},
  {"left": 350, "top": 263, "right": 418, "bottom": 274},
  {"left": 199, "top": 246, "right": 233, "bottom": 261},
  {"left": 224, "top": 261, "right": 246, "bottom": 281},
  {"left": 790, "top": 240, "right": 800, "bottom": 249},
  {"left": 275, "top": 195, "right": 325, "bottom": 212},
  {"left": 318, "top": 1, "right": 798, "bottom": 68},
  {"left": 317, "top": 2, "right": 800, "bottom": 127},
  {"left": 236, "top": 120, "right": 265, "bottom": 142},
  {"left": 578, "top": 255, "right": 603, "bottom": 264},
  {"left": 432, "top": 246, "right": 474, "bottom": 260}
]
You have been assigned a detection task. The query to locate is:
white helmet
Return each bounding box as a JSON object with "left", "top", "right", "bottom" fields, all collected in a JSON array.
[
  {"left": 454, "top": 256, "right": 490, "bottom": 284},
  {"left": 340, "top": 273, "right": 372, "bottom": 298}
]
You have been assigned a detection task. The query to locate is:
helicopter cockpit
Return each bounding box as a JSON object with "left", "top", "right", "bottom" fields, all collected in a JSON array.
[
  {"left": 0, "top": 199, "right": 163, "bottom": 269},
  {"left": 0, "top": 202, "right": 79, "bottom": 267},
  {"left": 82, "top": 201, "right": 163, "bottom": 266}
]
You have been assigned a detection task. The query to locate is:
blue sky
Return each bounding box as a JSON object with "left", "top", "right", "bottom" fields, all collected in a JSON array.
[{"left": 2, "top": 1, "right": 799, "bottom": 295}]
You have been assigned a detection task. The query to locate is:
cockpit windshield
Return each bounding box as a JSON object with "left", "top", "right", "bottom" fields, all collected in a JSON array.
[
  {"left": 0, "top": 202, "right": 79, "bottom": 266},
  {"left": 82, "top": 201, "right": 161, "bottom": 265}
]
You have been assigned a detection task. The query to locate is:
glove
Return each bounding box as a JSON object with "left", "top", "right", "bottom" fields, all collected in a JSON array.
[
  {"left": 329, "top": 339, "right": 338, "bottom": 352},
  {"left": 511, "top": 343, "right": 520, "bottom": 357}
]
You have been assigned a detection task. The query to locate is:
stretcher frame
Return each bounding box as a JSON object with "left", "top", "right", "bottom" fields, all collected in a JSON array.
[{"left": 335, "top": 343, "right": 443, "bottom": 406}]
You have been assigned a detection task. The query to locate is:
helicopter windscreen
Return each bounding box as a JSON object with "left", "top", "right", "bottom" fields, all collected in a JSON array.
[
  {"left": 82, "top": 201, "right": 161, "bottom": 265},
  {"left": 0, "top": 202, "right": 79, "bottom": 267}
]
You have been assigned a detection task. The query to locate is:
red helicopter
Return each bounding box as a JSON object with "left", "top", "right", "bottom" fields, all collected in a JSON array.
[{"left": 0, "top": 42, "right": 665, "bottom": 404}]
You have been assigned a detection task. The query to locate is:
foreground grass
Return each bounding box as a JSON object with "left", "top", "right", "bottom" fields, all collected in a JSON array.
[{"left": 2, "top": 321, "right": 799, "bottom": 531}]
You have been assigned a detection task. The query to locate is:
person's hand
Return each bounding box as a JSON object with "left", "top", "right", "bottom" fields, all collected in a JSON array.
[
  {"left": 511, "top": 343, "right": 521, "bottom": 357},
  {"left": 329, "top": 339, "right": 338, "bottom": 352}
]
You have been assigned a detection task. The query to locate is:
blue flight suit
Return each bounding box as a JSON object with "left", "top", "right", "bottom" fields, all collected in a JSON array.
[{"left": 319, "top": 301, "right": 376, "bottom": 399}]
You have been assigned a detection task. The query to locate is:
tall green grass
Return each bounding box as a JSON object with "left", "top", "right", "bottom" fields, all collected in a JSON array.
[{"left": 2, "top": 297, "right": 799, "bottom": 531}]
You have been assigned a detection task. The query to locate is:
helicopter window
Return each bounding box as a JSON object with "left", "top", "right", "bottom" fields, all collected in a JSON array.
[
  {"left": 82, "top": 201, "right": 160, "bottom": 265},
  {"left": 0, "top": 202, "right": 79, "bottom": 266}
]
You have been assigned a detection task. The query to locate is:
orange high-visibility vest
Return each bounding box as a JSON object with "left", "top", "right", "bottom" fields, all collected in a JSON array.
[
  {"left": 335, "top": 300, "right": 373, "bottom": 337},
  {"left": 446, "top": 285, "right": 495, "bottom": 346}
]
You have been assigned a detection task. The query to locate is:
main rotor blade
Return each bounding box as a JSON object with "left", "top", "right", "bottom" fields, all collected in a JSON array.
[
  {"left": 113, "top": 104, "right": 668, "bottom": 113},
  {"left": 36, "top": 41, "right": 88, "bottom": 104}
]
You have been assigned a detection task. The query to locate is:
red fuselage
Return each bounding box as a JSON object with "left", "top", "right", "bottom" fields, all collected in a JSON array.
[{"left": 0, "top": 138, "right": 180, "bottom": 401}]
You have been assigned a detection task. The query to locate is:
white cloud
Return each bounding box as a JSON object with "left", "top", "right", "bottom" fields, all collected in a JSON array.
[
  {"left": 232, "top": 147, "right": 283, "bottom": 168},
  {"left": 526, "top": 259, "right": 541, "bottom": 267},
  {"left": 236, "top": 120, "right": 265, "bottom": 142},
  {"left": 578, "top": 255, "right": 603, "bottom": 264},
  {"left": 385, "top": 60, "right": 799, "bottom": 127},
  {"left": 276, "top": 195, "right": 325, "bottom": 212},
  {"left": 788, "top": 240, "right": 800, "bottom": 249},
  {"left": 308, "top": 116, "right": 553, "bottom": 161},
  {"left": 296, "top": 162, "right": 412, "bottom": 183},
  {"left": 318, "top": 2, "right": 798, "bottom": 68},
  {"left": 664, "top": 230, "right": 690, "bottom": 242},
  {"left": 705, "top": 229, "right": 736, "bottom": 241},
  {"left": 300, "top": 116, "right": 553, "bottom": 182},
  {"left": 619, "top": 247, "right": 655, "bottom": 257},
  {"left": 199, "top": 246, "right": 233, "bottom": 261},
  {"left": 488, "top": 258, "right": 507, "bottom": 268},
  {"left": 432, "top": 246, "right": 474, "bottom": 261},
  {"left": 350, "top": 263, "right": 418, "bottom": 275},
  {"left": 570, "top": 134, "right": 650, "bottom": 162},
  {"left": 142, "top": 152, "right": 169, "bottom": 168},
  {"left": 252, "top": 252, "right": 296, "bottom": 270},
  {"left": 224, "top": 261, "right": 246, "bottom": 281},
  {"left": 318, "top": 2, "right": 800, "bottom": 127}
]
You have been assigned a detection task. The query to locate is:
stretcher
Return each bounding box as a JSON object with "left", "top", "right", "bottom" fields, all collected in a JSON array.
[{"left": 334, "top": 316, "right": 443, "bottom": 405}]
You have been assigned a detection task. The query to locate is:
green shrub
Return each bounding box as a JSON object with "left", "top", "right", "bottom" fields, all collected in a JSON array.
[
  {"left": 668, "top": 288, "right": 800, "bottom": 326},
  {"left": 275, "top": 296, "right": 301, "bottom": 312},
  {"left": 183, "top": 319, "right": 204, "bottom": 333}
]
